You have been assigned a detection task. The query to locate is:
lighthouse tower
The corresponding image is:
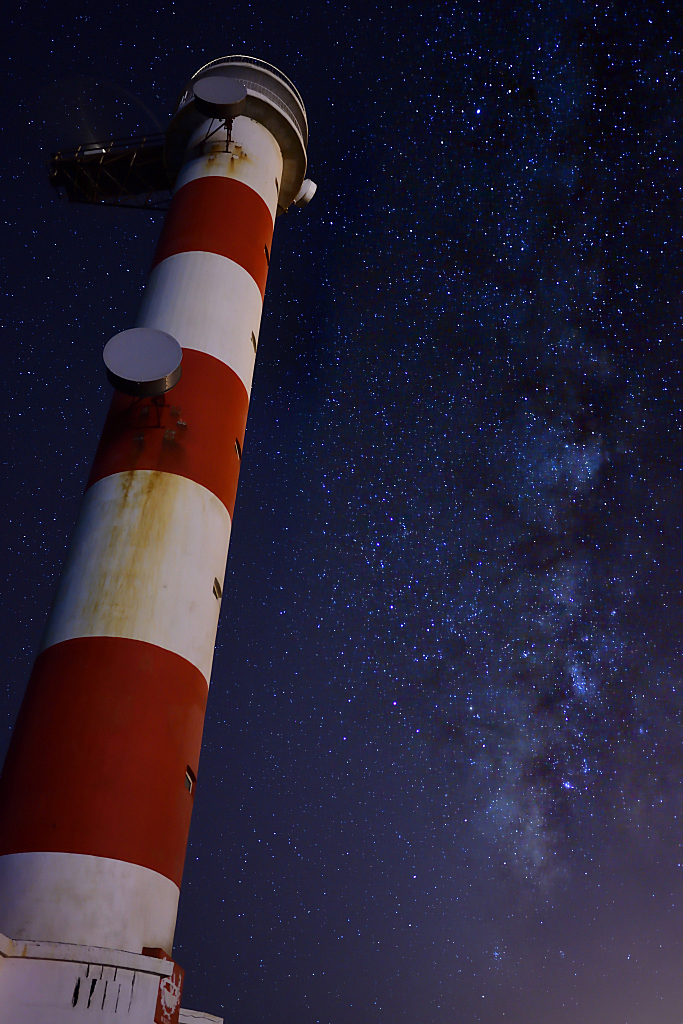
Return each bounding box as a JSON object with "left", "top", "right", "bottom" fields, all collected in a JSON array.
[{"left": 0, "top": 57, "right": 313, "bottom": 1023}]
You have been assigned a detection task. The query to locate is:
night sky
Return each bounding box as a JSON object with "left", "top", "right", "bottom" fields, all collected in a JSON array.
[{"left": 3, "top": 2, "right": 683, "bottom": 1022}]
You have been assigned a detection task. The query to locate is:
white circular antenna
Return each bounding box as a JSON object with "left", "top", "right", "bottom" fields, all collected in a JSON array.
[
  {"left": 192, "top": 77, "right": 247, "bottom": 119},
  {"left": 103, "top": 328, "right": 183, "bottom": 397},
  {"left": 293, "top": 178, "right": 317, "bottom": 207}
]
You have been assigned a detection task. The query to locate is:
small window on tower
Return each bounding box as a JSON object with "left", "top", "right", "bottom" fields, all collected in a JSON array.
[
  {"left": 185, "top": 767, "right": 196, "bottom": 795},
  {"left": 235, "top": 437, "right": 242, "bottom": 460},
  {"left": 251, "top": 331, "right": 257, "bottom": 353},
  {"left": 264, "top": 244, "right": 270, "bottom": 265},
  {"left": 213, "top": 577, "right": 222, "bottom": 600}
]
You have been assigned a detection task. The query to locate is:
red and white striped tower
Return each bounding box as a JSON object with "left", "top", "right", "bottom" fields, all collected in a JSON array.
[{"left": 0, "top": 57, "right": 313, "bottom": 1023}]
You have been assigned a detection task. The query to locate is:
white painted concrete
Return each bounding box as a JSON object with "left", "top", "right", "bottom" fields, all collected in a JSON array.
[
  {"left": 0, "top": 958, "right": 160, "bottom": 1022},
  {"left": 0, "top": 934, "right": 170, "bottom": 1023},
  {"left": 0, "top": 929, "right": 216, "bottom": 1023},
  {"left": 41, "top": 471, "right": 230, "bottom": 684},
  {"left": 179, "top": 1011, "right": 224, "bottom": 1023},
  {"left": 138, "top": 251, "right": 262, "bottom": 395},
  {"left": 0, "top": 852, "right": 179, "bottom": 954}
]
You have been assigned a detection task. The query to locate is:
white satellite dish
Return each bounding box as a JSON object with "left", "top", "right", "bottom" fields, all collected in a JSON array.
[
  {"left": 103, "top": 328, "right": 182, "bottom": 396},
  {"left": 192, "top": 76, "right": 248, "bottom": 119}
]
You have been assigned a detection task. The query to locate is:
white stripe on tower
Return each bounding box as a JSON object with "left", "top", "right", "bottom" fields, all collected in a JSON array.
[
  {"left": 138, "top": 252, "right": 263, "bottom": 395},
  {"left": 41, "top": 471, "right": 230, "bottom": 681},
  {"left": 0, "top": 112, "right": 282, "bottom": 955},
  {"left": 0, "top": 852, "right": 180, "bottom": 953},
  {"left": 176, "top": 115, "right": 282, "bottom": 218}
]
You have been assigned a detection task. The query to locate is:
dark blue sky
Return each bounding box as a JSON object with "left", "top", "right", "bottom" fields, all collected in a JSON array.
[{"left": 3, "top": 2, "right": 683, "bottom": 1022}]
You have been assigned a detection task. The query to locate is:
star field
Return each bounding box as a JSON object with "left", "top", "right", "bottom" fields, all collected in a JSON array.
[{"left": 2, "top": 2, "right": 683, "bottom": 1022}]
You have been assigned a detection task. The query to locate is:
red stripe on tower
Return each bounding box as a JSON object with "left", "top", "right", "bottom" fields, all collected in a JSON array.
[
  {"left": 88, "top": 349, "right": 248, "bottom": 518},
  {"left": 152, "top": 177, "right": 274, "bottom": 299},
  {"left": 0, "top": 638, "right": 206, "bottom": 886}
]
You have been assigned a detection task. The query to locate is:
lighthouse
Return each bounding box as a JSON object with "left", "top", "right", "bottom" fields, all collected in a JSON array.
[{"left": 0, "top": 57, "right": 314, "bottom": 1023}]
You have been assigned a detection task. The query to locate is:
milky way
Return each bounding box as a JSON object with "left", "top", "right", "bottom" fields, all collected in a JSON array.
[{"left": 313, "top": 7, "right": 683, "bottom": 887}]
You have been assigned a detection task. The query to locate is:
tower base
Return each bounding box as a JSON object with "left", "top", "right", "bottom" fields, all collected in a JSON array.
[{"left": 0, "top": 932, "right": 221, "bottom": 1023}]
